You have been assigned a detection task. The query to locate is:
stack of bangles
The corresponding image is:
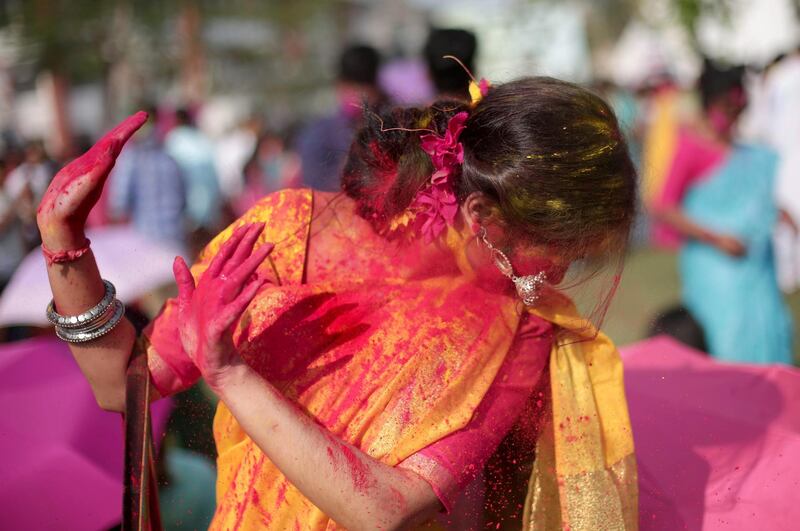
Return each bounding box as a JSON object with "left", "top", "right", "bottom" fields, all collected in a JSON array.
[{"left": 46, "top": 279, "right": 125, "bottom": 343}]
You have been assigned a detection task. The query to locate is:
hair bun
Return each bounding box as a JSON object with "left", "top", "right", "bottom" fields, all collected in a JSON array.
[{"left": 342, "top": 100, "right": 469, "bottom": 231}]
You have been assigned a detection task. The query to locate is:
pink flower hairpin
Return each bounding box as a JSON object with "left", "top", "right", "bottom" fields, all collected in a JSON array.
[{"left": 412, "top": 111, "right": 468, "bottom": 242}]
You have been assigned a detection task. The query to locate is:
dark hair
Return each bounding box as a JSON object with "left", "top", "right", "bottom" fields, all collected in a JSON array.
[
  {"left": 698, "top": 59, "right": 745, "bottom": 109},
  {"left": 175, "top": 107, "right": 193, "bottom": 126},
  {"left": 343, "top": 77, "right": 637, "bottom": 264},
  {"left": 338, "top": 44, "right": 380, "bottom": 85},
  {"left": 424, "top": 28, "right": 477, "bottom": 97},
  {"left": 648, "top": 305, "right": 708, "bottom": 353}
]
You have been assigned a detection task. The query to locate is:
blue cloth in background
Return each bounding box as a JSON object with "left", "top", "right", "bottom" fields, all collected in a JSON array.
[
  {"left": 681, "top": 144, "right": 794, "bottom": 364},
  {"left": 159, "top": 447, "right": 217, "bottom": 530}
]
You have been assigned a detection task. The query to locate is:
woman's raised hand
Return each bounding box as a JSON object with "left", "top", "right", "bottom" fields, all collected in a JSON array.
[
  {"left": 37, "top": 111, "right": 148, "bottom": 250},
  {"left": 172, "top": 222, "right": 274, "bottom": 392}
]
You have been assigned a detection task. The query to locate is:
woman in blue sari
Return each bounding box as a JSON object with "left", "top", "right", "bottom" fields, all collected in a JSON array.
[{"left": 652, "top": 61, "right": 795, "bottom": 364}]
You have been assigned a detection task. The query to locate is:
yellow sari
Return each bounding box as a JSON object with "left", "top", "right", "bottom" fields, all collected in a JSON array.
[{"left": 145, "top": 188, "right": 637, "bottom": 529}]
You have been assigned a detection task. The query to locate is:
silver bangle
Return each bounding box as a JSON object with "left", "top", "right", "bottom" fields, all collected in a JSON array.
[
  {"left": 72, "top": 301, "right": 117, "bottom": 332},
  {"left": 55, "top": 300, "right": 126, "bottom": 343},
  {"left": 46, "top": 279, "right": 116, "bottom": 329}
]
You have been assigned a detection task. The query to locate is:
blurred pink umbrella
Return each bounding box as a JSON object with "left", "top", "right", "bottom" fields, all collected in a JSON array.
[
  {"left": 0, "top": 225, "right": 182, "bottom": 327},
  {"left": 622, "top": 336, "right": 800, "bottom": 530},
  {"left": 0, "top": 336, "right": 171, "bottom": 529}
]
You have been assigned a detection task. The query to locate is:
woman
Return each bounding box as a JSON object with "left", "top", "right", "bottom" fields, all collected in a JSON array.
[
  {"left": 651, "top": 62, "right": 794, "bottom": 364},
  {"left": 233, "top": 131, "right": 301, "bottom": 217},
  {"left": 37, "top": 78, "right": 638, "bottom": 529}
]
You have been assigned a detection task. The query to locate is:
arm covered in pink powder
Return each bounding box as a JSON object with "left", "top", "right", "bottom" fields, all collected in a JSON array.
[
  {"left": 217, "top": 365, "right": 444, "bottom": 529},
  {"left": 175, "top": 228, "right": 442, "bottom": 530},
  {"left": 37, "top": 113, "right": 156, "bottom": 412}
]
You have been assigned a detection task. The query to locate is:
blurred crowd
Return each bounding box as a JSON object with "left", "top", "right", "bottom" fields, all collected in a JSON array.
[
  {"left": 1, "top": 29, "right": 798, "bottom": 365},
  {"left": 0, "top": 28, "right": 482, "bottom": 292}
]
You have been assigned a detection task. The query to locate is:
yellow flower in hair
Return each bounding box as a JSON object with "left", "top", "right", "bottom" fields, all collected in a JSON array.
[{"left": 469, "top": 78, "right": 491, "bottom": 107}]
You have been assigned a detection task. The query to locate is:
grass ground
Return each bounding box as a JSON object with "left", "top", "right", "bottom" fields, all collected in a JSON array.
[{"left": 602, "top": 246, "right": 800, "bottom": 365}]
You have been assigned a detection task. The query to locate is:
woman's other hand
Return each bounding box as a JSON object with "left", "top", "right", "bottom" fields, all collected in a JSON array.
[
  {"left": 36, "top": 111, "right": 148, "bottom": 250},
  {"left": 172, "top": 222, "right": 273, "bottom": 392},
  {"left": 711, "top": 233, "right": 746, "bottom": 257}
]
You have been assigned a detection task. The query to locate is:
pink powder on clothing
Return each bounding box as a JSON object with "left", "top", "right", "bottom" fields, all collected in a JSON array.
[
  {"left": 274, "top": 481, "right": 288, "bottom": 509},
  {"left": 231, "top": 455, "right": 266, "bottom": 531}
]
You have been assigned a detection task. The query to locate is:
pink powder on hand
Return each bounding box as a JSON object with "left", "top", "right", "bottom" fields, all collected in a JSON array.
[{"left": 389, "top": 486, "right": 408, "bottom": 513}]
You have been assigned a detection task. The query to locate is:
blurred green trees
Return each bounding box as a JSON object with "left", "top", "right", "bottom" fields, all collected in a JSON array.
[
  {"left": 0, "top": 0, "right": 334, "bottom": 151},
  {"left": 0, "top": 0, "right": 792, "bottom": 150},
  {"left": 0, "top": 0, "right": 761, "bottom": 92}
]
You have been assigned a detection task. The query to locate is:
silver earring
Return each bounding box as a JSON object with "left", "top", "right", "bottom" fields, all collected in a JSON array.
[{"left": 479, "top": 226, "right": 547, "bottom": 306}]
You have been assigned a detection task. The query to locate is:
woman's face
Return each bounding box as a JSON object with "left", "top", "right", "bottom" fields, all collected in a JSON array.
[
  {"left": 258, "top": 137, "right": 283, "bottom": 160},
  {"left": 510, "top": 242, "right": 570, "bottom": 284},
  {"left": 464, "top": 223, "right": 569, "bottom": 290},
  {"left": 707, "top": 87, "right": 747, "bottom": 138},
  {"left": 458, "top": 197, "right": 572, "bottom": 291}
]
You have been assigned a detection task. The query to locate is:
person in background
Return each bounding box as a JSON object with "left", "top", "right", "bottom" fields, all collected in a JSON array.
[
  {"left": 647, "top": 305, "right": 708, "bottom": 353},
  {"left": 108, "top": 108, "right": 187, "bottom": 254},
  {"left": 752, "top": 48, "right": 800, "bottom": 292},
  {"left": 0, "top": 155, "right": 26, "bottom": 294},
  {"left": 233, "top": 130, "right": 301, "bottom": 217},
  {"left": 165, "top": 108, "right": 222, "bottom": 236},
  {"left": 297, "top": 44, "right": 381, "bottom": 192},
  {"left": 4, "top": 140, "right": 54, "bottom": 247},
  {"left": 378, "top": 54, "right": 435, "bottom": 106},
  {"left": 215, "top": 115, "right": 262, "bottom": 203},
  {"left": 650, "top": 60, "right": 794, "bottom": 364},
  {"left": 423, "top": 28, "right": 478, "bottom": 101},
  {"left": 639, "top": 74, "right": 700, "bottom": 242}
]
